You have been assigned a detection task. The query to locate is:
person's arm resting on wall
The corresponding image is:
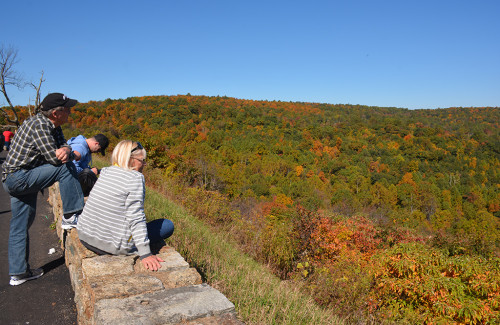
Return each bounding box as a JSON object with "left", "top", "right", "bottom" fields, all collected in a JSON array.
[{"left": 125, "top": 175, "right": 164, "bottom": 271}]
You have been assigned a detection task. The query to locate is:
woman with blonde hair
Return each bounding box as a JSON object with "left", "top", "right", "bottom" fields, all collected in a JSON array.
[{"left": 77, "top": 140, "right": 174, "bottom": 271}]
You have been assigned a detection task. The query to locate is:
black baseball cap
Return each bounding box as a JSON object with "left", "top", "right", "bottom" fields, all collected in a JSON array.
[
  {"left": 94, "top": 134, "right": 109, "bottom": 156},
  {"left": 40, "top": 93, "right": 78, "bottom": 111}
]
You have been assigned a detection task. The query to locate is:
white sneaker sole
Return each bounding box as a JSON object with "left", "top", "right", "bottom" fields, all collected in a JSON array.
[{"left": 10, "top": 271, "right": 44, "bottom": 286}]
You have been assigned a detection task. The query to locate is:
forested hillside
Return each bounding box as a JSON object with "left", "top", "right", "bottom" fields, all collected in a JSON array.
[{"left": 62, "top": 95, "right": 499, "bottom": 322}]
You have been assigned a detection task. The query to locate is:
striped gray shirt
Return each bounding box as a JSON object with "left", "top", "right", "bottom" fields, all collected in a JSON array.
[{"left": 77, "top": 166, "right": 151, "bottom": 257}]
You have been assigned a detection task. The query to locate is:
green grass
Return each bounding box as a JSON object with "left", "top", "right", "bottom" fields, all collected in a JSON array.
[
  {"left": 93, "top": 156, "right": 342, "bottom": 324},
  {"left": 145, "top": 189, "right": 342, "bottom": 325}
]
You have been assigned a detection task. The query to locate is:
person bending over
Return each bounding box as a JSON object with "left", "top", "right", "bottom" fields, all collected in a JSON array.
[
  {"left": 67, "top": 133, "right": 109, "bottom": 196},
  {"left": 76, "top": 140, "right": 174, "bottom": 271}
]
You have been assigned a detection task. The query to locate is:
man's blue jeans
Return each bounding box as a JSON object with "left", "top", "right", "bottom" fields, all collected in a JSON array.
[{"left": 3, "top": 163, "right": 84, "bottom": 275}]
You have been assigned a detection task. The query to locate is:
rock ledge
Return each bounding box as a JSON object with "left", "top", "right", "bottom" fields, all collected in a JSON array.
[{"left": 49, "top": 183, "right": 243, "bottom": 325}]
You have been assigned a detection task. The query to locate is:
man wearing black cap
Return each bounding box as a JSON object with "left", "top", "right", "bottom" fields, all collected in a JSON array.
[
  {"left": 67, "top": 133, "right": 109, "bottom": 196},
  {"left": 1, "top": 93, "right": 85, "bottom": 286}
]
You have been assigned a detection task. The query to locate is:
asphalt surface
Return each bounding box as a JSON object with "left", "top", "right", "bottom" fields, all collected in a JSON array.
[{"left": 0, "top": 150, "right": 77, "bottom": 325}]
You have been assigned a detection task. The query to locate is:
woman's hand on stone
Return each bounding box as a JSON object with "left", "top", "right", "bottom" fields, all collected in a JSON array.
[{"left": 141, "top": 255, "right": 164, "bottom": 271}]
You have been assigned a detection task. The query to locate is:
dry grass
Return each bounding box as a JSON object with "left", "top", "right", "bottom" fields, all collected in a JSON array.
[{"left": 145, "top": 189, "right": 342, "bottom": 325}]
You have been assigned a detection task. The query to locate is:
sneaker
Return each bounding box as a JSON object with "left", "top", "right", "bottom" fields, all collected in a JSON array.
[
  {"left": 10, "top": 268, "right": 44, "bottom": 286},
  {"left": 61, "top": 213, "right": 79, "bottom": 230}
]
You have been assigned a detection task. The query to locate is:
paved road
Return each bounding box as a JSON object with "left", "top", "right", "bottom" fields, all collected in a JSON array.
[{"left": 0, "top": 150, "right": 77, "bottom": 325}]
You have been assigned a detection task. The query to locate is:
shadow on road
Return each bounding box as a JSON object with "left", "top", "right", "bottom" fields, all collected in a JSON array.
[{"left": 42, "top": 256, "right": 66, "bottom": 275}]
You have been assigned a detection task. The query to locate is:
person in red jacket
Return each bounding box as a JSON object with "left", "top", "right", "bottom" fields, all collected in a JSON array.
[{"left": 3, "top": 129, "right": 15, "bottom": 151}]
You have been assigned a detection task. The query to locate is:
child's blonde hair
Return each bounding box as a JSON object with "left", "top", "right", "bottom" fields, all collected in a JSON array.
[{"left": 111, "top": 140, "right": 147, "bottom": 171}]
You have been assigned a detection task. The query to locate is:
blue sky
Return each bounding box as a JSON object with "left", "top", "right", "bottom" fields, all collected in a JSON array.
[{"left": 2, "top": 0, "right": 499, "bottom": 110}]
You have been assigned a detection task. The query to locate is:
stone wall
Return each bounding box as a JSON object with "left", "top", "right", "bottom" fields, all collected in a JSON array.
[{"left": 48, "top": 183, "right": 243, "bottom": 325}]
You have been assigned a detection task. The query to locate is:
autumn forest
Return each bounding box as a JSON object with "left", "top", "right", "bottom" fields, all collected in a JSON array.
[{"left": 7, "top": 95, "right": 499, "bottom": 323}]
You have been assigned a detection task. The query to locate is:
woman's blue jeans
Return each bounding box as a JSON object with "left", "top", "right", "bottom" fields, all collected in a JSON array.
[
  {"left": 3, "top": 162, "right": 84, "bottom": 275},
  {"left": 146, "top": 218, "right": 175, "bottom": 242}
]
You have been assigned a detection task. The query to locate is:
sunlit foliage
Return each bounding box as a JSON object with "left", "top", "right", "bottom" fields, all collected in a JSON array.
[{"left": 57, "top": 95, "right": 499, "bottom": 323}]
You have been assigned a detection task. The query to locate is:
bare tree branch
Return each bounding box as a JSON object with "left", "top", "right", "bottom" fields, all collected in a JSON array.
[
  {"left": 0, "top": 45, "right": 22, "bottom": 126},
  {"left": 28, "top": 70, "right": 45, "bottom": 116}
]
